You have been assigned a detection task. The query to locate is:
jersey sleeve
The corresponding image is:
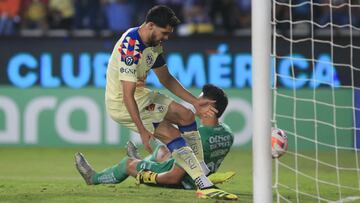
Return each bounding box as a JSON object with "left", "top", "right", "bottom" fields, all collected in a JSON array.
[
  {"left": 116, "top": 37, "right": 141, "bottom": 82},
  {"left": 152, "top": 54, "right": 166, "bottom": 69},
  {"left": 152, "top": 44, "right": 166, "bottom": 69}
]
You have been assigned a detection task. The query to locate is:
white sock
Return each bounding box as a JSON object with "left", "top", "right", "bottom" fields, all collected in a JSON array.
[
  {"left": 199, "top": 160, "right": 210, "bottom": 176},
  {"left": 194, "top": 174, "right": 214, "bottom": 189}
]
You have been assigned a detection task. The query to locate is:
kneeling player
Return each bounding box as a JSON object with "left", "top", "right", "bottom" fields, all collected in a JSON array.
[{"left": 75, "top": 84, "right": 237, "bottom": 199}]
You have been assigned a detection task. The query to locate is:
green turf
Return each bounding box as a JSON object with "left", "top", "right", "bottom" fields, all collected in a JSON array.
[
  {"left": 0, "top": 147, "right": 359, "bottom": 203},
  {"left": 0, "top": 147, "right": 251, "bottom": 203}
]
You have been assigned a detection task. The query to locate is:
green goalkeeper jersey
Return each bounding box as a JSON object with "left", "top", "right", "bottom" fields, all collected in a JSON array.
[
  {"left": 181, "top": 122, "right": 234, "bottom": 189},
  {"left": 140, "top": 122, "right": 234, "bottom": 189}
]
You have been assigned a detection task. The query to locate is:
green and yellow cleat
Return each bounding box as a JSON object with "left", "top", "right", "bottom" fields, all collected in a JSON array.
[
  {"left": 196, "top": 188, "right": 238, "bottom": 201},
  {"left": 135, "top": 170, "right": 158, "bottom": 185},
  {"left": 208, "top": 171, "right": 236, "bottom": 185}
]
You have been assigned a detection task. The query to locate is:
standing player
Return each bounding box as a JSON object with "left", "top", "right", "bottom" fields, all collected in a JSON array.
[
  {"left": 100, "top": 5, "right": 237, "bottom": 200},
  {"left": 76, "top": 84, "right": 236, "bottom": 198}
]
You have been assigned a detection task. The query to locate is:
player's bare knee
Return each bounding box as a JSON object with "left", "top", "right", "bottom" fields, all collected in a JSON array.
[
  {"left": 156, "top": 146, "right": 171, "bottom": 162},
  {"left": 154, "top": 121, "right": 181, "bottom": 143}
]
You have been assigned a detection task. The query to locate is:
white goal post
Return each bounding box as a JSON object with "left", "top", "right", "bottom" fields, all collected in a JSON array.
[{"left": 252, "top": 0, "right": 272, "bottom": 203}]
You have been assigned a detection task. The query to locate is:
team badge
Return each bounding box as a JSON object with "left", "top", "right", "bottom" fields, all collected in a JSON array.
[
  {"left": 125, "top": 56, "right": 134, "bottom": 66},
  {"left": 146, "top": 53, "right": 154, "bottom": 67},
  {"left": 157, "top": 105, "right": 164, "bottom": 112}
]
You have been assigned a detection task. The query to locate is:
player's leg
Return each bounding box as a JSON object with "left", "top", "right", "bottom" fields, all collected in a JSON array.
[
  {"left": 136, "top": 164, "right": 186, "bottom": 185},
  {"left": 164, "top": 101, "right": 210, "bottom": 175},
  {"left": 75, "top": 152, "right": 130, "bottom": 185},
  {"left": 90, "top": 157, "right": 129, "bottom": 185},
  {"left": 154, "top": 145, "right": 171, "bottom": 162},
  {"left": 127, "top": 156, "right": 185, "bottom": 185},
  {"left": 150, "top": 121, "right": 238, "bottom": 200},
  {"left": 127, "top": 142, "right": 237, "bottom": 185},
  {"left": 126, "top": 147, "right": 187, "bottom": 186},
  {"left": 152, "top": 120, "right": 214, "bottom": 189},
  {"left": 127, "top": 141, "right": 170, "bottom": 162},
  {"left": 155, "top": 165, "right": 185, "bottom": 185}
]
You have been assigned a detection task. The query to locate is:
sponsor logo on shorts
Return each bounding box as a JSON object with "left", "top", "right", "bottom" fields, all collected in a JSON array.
[{"left": 120, "top": 67, "right": 136, "bottom": 75}]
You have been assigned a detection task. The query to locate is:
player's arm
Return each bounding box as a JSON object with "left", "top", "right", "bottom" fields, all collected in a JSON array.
[
  {"left": 122, "top": 81, "right": 153, "bottom": 153},
  {"left": 153, "top": 66, "right": 217, "bottom": 117},
  {"left": 153, "top": 65, "right": 196, "bottom": 104}
]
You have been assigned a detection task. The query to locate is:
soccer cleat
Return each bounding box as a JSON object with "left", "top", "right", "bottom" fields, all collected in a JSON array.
[
  {"left": 208, "top": 171, "right": 236, "bottom": 185},
  {"left": 74, "top": 152, "right": 96, "bottom": 185},
  {"left": 135, "top": 170, "right": 158, "bottom": 185},
  {"left": 126, "top": 141, "right": 141, "bottom": 159},
  {"left": 196, "top": 188, "right": 238, "bottom": 200}
]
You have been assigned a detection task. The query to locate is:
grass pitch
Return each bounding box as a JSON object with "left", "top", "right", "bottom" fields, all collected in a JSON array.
[
  {"left": 0, "top": 147, "right": 359, "bottom": 203},
  {"left": 0, "top": 147, "right": 251, "bottom": 203}
]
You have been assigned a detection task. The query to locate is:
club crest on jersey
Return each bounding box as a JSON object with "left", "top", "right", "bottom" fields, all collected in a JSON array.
[
  {"left": 125, "top": 56, "right": 134, "bottom": 66},
  {"left": 146, "top": 53, "right": 154, "bottom": 67}
]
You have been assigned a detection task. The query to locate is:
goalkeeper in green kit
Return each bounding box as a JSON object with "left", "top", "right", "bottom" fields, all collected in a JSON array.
[{"left": 75, "top": 84, "right": 236, "bottom": 198}]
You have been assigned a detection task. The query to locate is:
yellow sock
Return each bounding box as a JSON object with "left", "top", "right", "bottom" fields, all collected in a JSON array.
[
  {"left": 171, "top": 145, "right": 213, "bottom": 189},
  {"left": 171, "top": 146, "right": 203, "bottom": 180},
  {"left": 182, "top": 131, "right": 210, "bottom": 175}
]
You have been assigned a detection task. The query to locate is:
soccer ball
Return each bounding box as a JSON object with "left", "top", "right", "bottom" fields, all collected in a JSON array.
[{"left": 271, "top": 127, "right": 288, "bottom": 158}]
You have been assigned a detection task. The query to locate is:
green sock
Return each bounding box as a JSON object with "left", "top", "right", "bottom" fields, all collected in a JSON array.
[{"left": 92, "top": 157, "right": 129, "bottom": 184}]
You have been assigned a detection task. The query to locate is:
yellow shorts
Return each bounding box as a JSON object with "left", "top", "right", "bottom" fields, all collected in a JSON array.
[{"left": 106, "top": 88, "right": 173, "bottom": 133}]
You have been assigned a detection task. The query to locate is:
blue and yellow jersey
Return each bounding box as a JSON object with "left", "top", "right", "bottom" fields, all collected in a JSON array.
[{"left": 105, "top": 27, "right": 166, "bottom": 105}]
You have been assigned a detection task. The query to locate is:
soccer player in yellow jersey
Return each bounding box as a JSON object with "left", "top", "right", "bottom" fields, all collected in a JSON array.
[{"left": 102, "top": 5, "right": 237, "bottom": 200}]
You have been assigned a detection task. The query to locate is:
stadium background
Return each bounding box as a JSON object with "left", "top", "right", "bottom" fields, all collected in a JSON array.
[{"left": 0, "top": 34, "right": 358, "bottom": 150}]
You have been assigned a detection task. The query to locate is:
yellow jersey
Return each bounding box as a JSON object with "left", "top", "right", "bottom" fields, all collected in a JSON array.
[{"left": 105, "top": 27, "right": 166, "bottom": 106}]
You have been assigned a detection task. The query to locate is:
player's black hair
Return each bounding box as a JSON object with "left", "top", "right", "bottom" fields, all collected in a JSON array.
[
  {"left": 202, "top": 84, "right": 228, "bottom": 118},
  {"left": 145, "top": 5, "right": 180, "bottom": 28}
]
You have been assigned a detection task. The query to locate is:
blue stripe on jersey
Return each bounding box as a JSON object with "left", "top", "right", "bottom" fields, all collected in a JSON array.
[{"left": 123, "top": 27, "right": 146, "bottom": 52}]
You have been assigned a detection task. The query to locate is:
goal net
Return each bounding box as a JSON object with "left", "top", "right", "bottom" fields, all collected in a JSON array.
[{"left": 272, "top": 0, "right": 360, "bottom": 202}]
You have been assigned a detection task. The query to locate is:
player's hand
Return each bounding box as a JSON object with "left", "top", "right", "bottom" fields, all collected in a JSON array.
[
  {"left": 139, "top": 129, "right": 154, "bottom": 153},
  {"left": 194, "top": 98, "right": 218, "bottom": 118}
]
